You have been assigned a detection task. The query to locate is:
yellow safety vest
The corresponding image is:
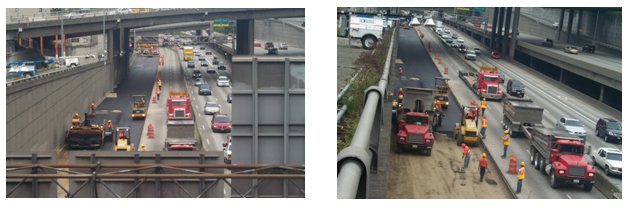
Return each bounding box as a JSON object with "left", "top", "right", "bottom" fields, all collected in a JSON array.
[
  {"left": 518, "top": 167, "right": 526, "bottom": 180},
  {"left": 503, "top": 134, "right": 510, "bottom": 146},
  {"left": 481, "top": 101, "right": 487, "bottom": 109}
]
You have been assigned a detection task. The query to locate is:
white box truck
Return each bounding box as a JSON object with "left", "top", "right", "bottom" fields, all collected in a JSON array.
[{"left": 349, "top": 14, "right": 384, "bottom": 49}]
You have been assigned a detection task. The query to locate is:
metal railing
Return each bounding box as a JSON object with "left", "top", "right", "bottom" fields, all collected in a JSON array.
[
  {"left": 337, "top": 27, "right": 396, "bottom": 199},
  {"left": 6, "top": 8, "right": 180, "bottom": 24}
]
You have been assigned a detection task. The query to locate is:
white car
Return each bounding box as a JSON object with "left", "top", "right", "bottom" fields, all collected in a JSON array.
[
  {"left": 442, "top": 34, "right": 451, "bottom": 39},
  {"left": 457, "top": 37, "right": 464, "bottom": 43},
  {"left": 223, "top": 135, "right": 232, "bottom": 164},
  {"left": 556, "top": 117, "right": 587, "bottom": 140},
  {"left": 592, "top": 147, "right": 622, "bottom": 176},
  {"left": 217, "top": 76, "right": 230, "bottom": 87},
  {"left": 204, "top": 102, "right": 221, "bottom": 115}
]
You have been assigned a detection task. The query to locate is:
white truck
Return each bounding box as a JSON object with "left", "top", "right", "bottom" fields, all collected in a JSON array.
[
  {"left": 62, "top": 57, "right": 80, "bottom": 68},
  {"left": 349, "top": 14, "right": 384, "bottom": 49}
]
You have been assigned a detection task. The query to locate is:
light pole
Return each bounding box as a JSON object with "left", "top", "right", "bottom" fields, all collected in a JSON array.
[{"left": 61, "top": 8, "right": 65, "bottom": 58}]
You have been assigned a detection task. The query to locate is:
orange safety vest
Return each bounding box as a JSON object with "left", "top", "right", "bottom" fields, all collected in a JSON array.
[
  {"left": 481, "top": 100, "right": 487, "bottom": 109},
  {"left": 107, "top": 121, "right": 113, "bottom": 128},
  {"left": 479, "top": 157, "right": 488, "bottom": 168},
  {"left": 518, "top": 166, "right": 526, "bottom": 180},
  {"left": 482, "top": 117, "right": 488, "bottom": 128},
  {"left": 157, "top": 80, "right": 162, "bottom": 87},
  {"left": 91, "top": 103, "right": 96, "bottom": 109},
  {"left": 503, "top": 134, "right": 510, "bottom": 146},
  {"left": 463, "top": 146, "right": 470, "bottom": 155},
  {"left": 156, "top": 88, "right": 161, "bottom": 94}
]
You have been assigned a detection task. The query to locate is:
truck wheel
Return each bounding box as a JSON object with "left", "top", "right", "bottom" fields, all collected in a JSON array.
[
  {"left": 456, "top": 134, "right": 463, "bottom": 145},
  {"left": 550, "top": 171, "right": 560, "bottom": 189},
  {"left": 538, "top": 157, "right": 546, "bottom": 174},
  {"left": 70, "top": 64, "right": 77, "bottom": 68},
  {"left": 605, "top": 165, "right": 611, "bottom": 176},
  {"left": 583, "top": 183, "right": 593, "bottom": 192},
  {"left": 424, "top": 149, "right": 432, "bottom": 156},
  {"left": 361, "top": 35, "right": 377, "bottom": 49}
]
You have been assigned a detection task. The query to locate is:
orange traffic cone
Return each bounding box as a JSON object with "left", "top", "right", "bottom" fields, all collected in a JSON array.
[
  {"left": 508, "top": 155, "right": 517, "bottom": 174},
  {"left": 152, "top": 96, "right": 157, "bottom": 104},
  {"left": 444, "top": 66, "right": 449, "bottom": 75},
  {"left": 438, "top": 58, "right": 443, "bottom": 64},
  {"left": 435, "top": 53, "right": 439, "bottom": 59},
  {"left": 147, "top": 124, "right": 154, "bottom": 139}
]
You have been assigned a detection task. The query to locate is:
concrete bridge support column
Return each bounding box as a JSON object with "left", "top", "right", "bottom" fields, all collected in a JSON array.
[
  {"left": 490, "top": 8, "right": 499, "bottom": 49},
  {"left": 503, "top": 7, "right": 513, "bottom": 56},
  {"left": 576, "top": 9, "right": 583, "bottom": 43},
  {"left": 557, "top": 9, "right": 565, "bottom": 42},
  {"left": 496, "top": 7, "right": 506, "bottom": 52},
  {"left": 236, "top": 19, "right": 254, "bottom": 55},
  {"left": 110, "top": 29, "right": 120, "bottom": 89},
  {"left": 120, "top": 28, "right": 130, "bottom": 78},
  {"left": 566, "top": 9, "right": 575, "bottom": 43},
  {"left": 508, "top": 8, "right": 520, "bottom": 60},
  {"left": 599, "top": 85, "right": 605, "bottom": 101}
]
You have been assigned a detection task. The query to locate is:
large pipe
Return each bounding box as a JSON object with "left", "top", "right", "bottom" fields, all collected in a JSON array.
[
  {"left": 337, "top": 27, "right": 396, "bottom": 199},
  {"left": 337, "top": 71, "right": 361, "bottom": 101},
  {"left": 7, "top": 174, "right": 304, "bottom": 179},
  {"left": 7, "top": 163, "right": 304, "bottom": 169},
  {"left": 337, "top": 104, "right": 348, "bottom": 123}
]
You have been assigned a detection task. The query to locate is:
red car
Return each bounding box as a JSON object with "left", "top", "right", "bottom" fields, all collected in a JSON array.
[
  {"left": 212, "top": 114, "right": 232, "bottom": 133},
  {"left": 490, "top": 51, "right": 501, "bottom": 59},
  {"left": 254, "top": 41, "right": 262, "bottom": 47}
]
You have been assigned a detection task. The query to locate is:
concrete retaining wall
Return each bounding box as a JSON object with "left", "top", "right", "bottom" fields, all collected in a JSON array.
[{"left": 6, "top": 62, "right": 115, "bottom": 152}]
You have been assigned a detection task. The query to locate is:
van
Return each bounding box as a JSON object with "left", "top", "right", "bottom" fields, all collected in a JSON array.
[{"left": 64, "top": 57, "right": 79, "bottom": 68}]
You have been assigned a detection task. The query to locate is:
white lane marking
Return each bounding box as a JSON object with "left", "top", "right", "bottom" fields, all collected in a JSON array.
[
  {"left": 202, "top": 125, "right": 206, "bottom": 131},
  {"left": 526, "top": 150, "right": 530, "bottom": 155},
  {"left": 566, "top": 194, "right": 572, "bottom": 199}
]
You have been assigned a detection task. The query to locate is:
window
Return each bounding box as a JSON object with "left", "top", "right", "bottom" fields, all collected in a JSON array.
[
  {"left": 559, "top": 144, "right": 583, "bottom": 155},
  {"left": 565, "top": 119, "right": 583, "bottom": 127},
  {"left": 607, "top": 121, "right": 621, "bottom": 130},
  {"left": 290, "top": 63, "right": 305, "bottom": 89},
  {"left": 607, "top": 152, "right": 622, "bottom": 161}
]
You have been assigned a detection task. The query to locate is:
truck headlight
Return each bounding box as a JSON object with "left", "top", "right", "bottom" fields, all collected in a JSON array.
[
  {"left": 608, "top": 131, "right": 615, "bottom": 136},
  {"left": 558, "top": 170, "right": 565, "bottom": 174},
  {"left": 400, "top": 137, "right": 406, "bottom": 141},
  {"left": 425, "top": 139, "right": 431, "bottom": 143},
  {"left": 445, "top": 102, "right": 449, "bottom": 105},
  {"left": 588, "top": 172, "right": 595, "bottom": 177}
]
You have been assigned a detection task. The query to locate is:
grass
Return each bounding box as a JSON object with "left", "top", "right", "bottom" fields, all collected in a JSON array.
[{"left": 338, "top": 30, "right": 393, "bottom": 152}]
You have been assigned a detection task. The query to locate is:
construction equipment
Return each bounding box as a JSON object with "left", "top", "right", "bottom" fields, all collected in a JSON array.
[
  {"left": 114, "top": 127, "right": 135, "bottom": 151},
  {"left": 167, "top": 91, "right": 194, "bottom": 126},
  {"left": 526, "top": 127, "right": 596, "bottom": 191},
  {"left": 502, "top": 96, "right": 544, "bottom": 137},
  {"left": 458, "top": 66, "right": 503, "bottom": 100},
  {"left": 434, "top": 77, "right": 450, "bottom": 110},
  {"left": 164, "top": 138, "right": 197, "bottom": 151},
  {"left": 131, "top": 95, "right": 148, "bottom": 120},
  {"left": 454, "top": 105, "right": 480, "bottom": 146},
  {"left": 66, "top": 113, "right": 105, "bottom": 149},
  {"left": 395, "top": 87, "right": 441, "bottom": 155},
  {"left": 183, "top": 47, "right": 194, "bottom": 61}
]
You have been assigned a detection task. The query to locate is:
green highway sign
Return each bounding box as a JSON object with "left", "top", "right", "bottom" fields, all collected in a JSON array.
[{"left": 213, "top": 20, "right": 230, "bottom": 27}]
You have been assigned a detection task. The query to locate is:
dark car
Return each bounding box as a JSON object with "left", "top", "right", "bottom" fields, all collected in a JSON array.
[
  {"left": 474, "top": 48, "right": 481, "bottom": 55},
  {"left": 212, "top": 60, "right": 219, "bottom": 65},
  {"left": 595, "top": 118, "right": 622, "bottom": 143},
  {"left": 218, "top": 63, "right": 226, "bottom": 70},
  {"left": 227, "top": 93, "right": 232, "bottom": 103},
  {"left": 264, "top": 42, "right": 274, "bottom": 50},
  {"left": 267, "top": 48, "right": 279, "bottom": 55},
  {"left": 451, "top": 34, "right": 458, "bottom": 39},
  {"left": 446, "top": 38, "right": 454, "bottom": 43},
  {"left": 206, "top": 67, "right": 216, "bottom": 74},
  {"left": 198, "top": 56, "right": 206, "bottom": 61},
  {"left": 198, "top": 84, "right": 211, "bottom": 95},
  {"left": 200, "top": 46, "right": 206, "bottom": 50},
  {"left": 582, "top": 44, "right": 596, "bottom": 53},
  {"left": 192, "top": 70, "right": 202, "bottom": 79},
  {"left": 205, "top": 51, "right": 212, "bottom": 55},
  {"left": 458, "top": 47, "right": 467, "bottom": 53},
  {"left": 506, "top": 79, "right": 525, "bottom": 97},
  {"left": 541, "top": 38, "right": 554, "bottom": 47},
  {"left": 187, "top": 61, "right": 195, "bottom": 68}
]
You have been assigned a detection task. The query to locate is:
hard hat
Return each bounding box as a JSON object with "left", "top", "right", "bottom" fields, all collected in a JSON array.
[
  {"left": 140, "top": 144, "right": 145, "bottom": 148},
  {"left": 399, "top": 88, "right": 403, "bottom": 91},
  {"left": 482, "top": 98, "right": 486, "bottom": 101},
  {"left": 504, "top": 130, "right": 509, "bottom": 134},
  {"left": 482, "top": 153, "right": 486, "bottom": 157},
  {"left": 461, "top": 143, "right": 466, "bottom": 147},
  {"left": 108, "top": 120, "right": 112, "bottom": 122},
  {"left": 521, "top": 162, "right": 525, "bottom": 166}
]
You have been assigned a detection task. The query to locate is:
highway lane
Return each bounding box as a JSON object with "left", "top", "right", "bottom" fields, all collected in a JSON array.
[
  {"left": 177, "top": 46, "right": 232, "bottom": 151},
  {"left": 90, "top": 55, "right": 158, "bottom": 151},
  {"left": 422, "top": 25, "right": 609, "bottom": 198},
  {"left": 396, "top": 28, "right": 461, "bottom": 132}
]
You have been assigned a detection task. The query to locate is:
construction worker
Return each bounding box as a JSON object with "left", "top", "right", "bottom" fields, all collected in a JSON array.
[
  {"left": 71, "top": 113, "right": 80, "bottom": 127},
  {"left": 501, "top": 129, "right": 511, "bottom": 158},
  {"left": 398, "top": 88, "right": 404, "bottom": 104},
  {"left": 461, "top": 143, "right": 471, "bottom": 171},
  {"left": 399, "top": 66, "right": 404, "bottom": 76},
  {"left": 479, "top": 153, "right": 488, "bottom": 182},
  {"left": 434, "top": 99, "right": 442, "bottom": 111},
  {"left": 517, "top": 162, "right": 526, "bottom": 193},
  {"left": 466, "top": 108, "right": 475, "bottom": 120},
  {"left": 119, "top": 131, "right": 126, "bottom": 139},
  {"left": 157, "top": 79, "right": 162, "bottom": 90},
  {"left": 481, "top": 98, "right": 487, "bottom": 116},
  {"left": 107, "top": 120, "right": 113, "bottom": 130},
  {"left": 139, "top": 144, "right": 146, "bottom": 152},
  {"left": 90, "top": 103, "right": 96, "bottom": 114},
  {"left": 156, "top": 87, "right": 161, "bottom": 101},
  {"left": 480, "top": 115, "right": 488, "bottom": 139}
]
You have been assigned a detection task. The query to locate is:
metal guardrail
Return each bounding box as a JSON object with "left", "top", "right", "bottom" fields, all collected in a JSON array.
[{"left": 337, "top": 28, "right": 396, "bottom": 199}]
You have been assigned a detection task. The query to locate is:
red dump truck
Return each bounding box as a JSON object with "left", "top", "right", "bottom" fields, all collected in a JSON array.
[
  {"left": 167, "top": 91, "right": 193, "bottom": 125},
  {"left": 525, "top": 127, "right": 596, "bottom": 191},
  {"left": 458, "top": 66, "right": 503, "bottom": 100},
  {"left": 395, "top": 87, "right": 441, "bottom": 156}
]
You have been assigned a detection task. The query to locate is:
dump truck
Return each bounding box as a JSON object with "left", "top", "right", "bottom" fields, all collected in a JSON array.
[
  {"left": 454, "top": 105, "right": 480, "bottom": 146},
  {"left": 114, "top": 127, "right": 134, "bottom": 151},
  {"left": 434, "top": 77, "right": 450, "bottom": 109},
  {"left": 395, "top": 87, "right": 441, "bottom": 155},
  {"left": 525, "top": 127, "right": 596, "bottom": 191},
  {"left": 502, "top": 96, "right": 544, "bottom": 137},
  {"left": 164, "top": 138, "right": 197, "bottom": 151},
  {"left": 459, "top": 66, "right": 503, "bottom": 100},
  {"left": 167, "top": 91, "right": 193, "bottom": 126},
  {"left": 183, "top": 46, "right": 194, "bottom": 61},
  {"left": 131, "top": 95, "right": 148, "bottom": 120},
  {"left": 65, "top": 113, "right": 105, "bottom": 149}
]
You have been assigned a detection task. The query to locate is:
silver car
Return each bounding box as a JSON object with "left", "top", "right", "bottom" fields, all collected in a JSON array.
[
  {"left": 592, "top": 147, "right": 622, "bottom": 176},
  {"left": 204, "top": 102, "right": 221, "bottom": 115},
  {"left": 217, "top": 76, "right": 230, "bottom": 87},
  {"left": 556, "top": 117, "right": 587, "bottom": 140}
]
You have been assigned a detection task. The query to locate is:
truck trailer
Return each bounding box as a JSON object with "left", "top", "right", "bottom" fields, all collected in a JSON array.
[{"left": 502, "top": 96, "right": 544, "bottom": 137}]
